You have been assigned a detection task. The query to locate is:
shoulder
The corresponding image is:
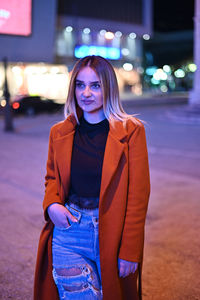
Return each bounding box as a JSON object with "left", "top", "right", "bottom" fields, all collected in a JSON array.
[
  {"left": 49, "top": 120, "right": 65, "bottom": 138},
  {"left": 125, "top": 116, "right": 144, "bottom": 130},
  {"left": 49, "top": 115, "right": 75, "bottom": 140},
  {"left": 123, "top": 117, "right": 145, "bottom": 138},
  {"left": 110, "top": 116, "right": 146, "bottom": 143}
]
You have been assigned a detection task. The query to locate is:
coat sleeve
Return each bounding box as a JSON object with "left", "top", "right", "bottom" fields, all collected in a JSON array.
[
  {"left": 118, "top": 122, "right": 150, "bottom": 263},
  {"left": 43, "top": 127, "right": 63, "bottom": 221}
]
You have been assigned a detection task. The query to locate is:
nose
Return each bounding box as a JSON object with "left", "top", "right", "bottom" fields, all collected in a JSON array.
[{"left": 83, "top": 85, "right": 92, "bottom": 97}]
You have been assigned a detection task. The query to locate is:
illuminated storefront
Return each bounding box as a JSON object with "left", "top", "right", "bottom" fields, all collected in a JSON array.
[
  {"left": 0, "top": 63, "right": 69, "bottom": 104},
  {"left": 0, "top": 61, "right": 142, "bottom": 106}
]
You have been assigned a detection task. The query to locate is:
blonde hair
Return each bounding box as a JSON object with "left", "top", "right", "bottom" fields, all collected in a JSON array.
[{"left": 64, "top": 55, "right": 136, "bottom": 123}]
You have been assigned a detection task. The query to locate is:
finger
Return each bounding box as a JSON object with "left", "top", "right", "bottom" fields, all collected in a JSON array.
[
  {"left": 65, "top": 218, "right": 70, "bottom": 228},
  {"left": 130, "top": 263, "right": 138, "bottom": 274},
  {"left": 118, "top": 259, "right": 129, "bottom": 277},
  {"left": 119, "top": 269, "right": 126, "bottom": 277},
  {"left": 119, "top": 265, "right": 130, "bottom": 278},
  {"left": 125, "top": 265, "right": 131, "bottom": 277},
  {"left": 124, "top": 265, "right": 133, "bottom": 277},
  {"left": 58, "top": 218, "right": 70, "bottom": 228},
  {"left": 130, "top": 264, "right": 135, "bottom": 273},
  {"left": 118, "top": 265, "right": 126, "bottom": 277},
  {"left": 121, "top": 270, "right": 129, "bottom": 278},
  {"left": 133, "top": 263, "right": 138, "bottom": 272},
  {"left": 65, "top": 209, "right": 78, "bottom": 223}
]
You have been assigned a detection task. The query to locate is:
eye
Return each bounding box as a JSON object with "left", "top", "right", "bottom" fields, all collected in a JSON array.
[
  {"left": 91, "top": 83, "right": 101, "bottom": 90},
  {"left": 76, "top": 82, "right": 85, "bottom": 89}
]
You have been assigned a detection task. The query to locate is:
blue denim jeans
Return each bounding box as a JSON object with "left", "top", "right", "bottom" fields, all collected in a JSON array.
[{"left": 52, "top": 203, "right": 103, "bottom": 299}]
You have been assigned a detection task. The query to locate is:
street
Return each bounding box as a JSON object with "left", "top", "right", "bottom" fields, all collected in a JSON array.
[{"left": 0, "top": 102, "right": 200, "bottom": 300}]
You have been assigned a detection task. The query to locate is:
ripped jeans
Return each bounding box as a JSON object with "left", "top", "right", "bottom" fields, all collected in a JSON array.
[{"left": 52, "top": 203, "right": 102, "bottom": 299}]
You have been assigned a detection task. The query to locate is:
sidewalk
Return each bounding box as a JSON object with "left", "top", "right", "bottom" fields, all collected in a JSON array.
[
  {"left": 120, "top": 91, "right": 188, "bottom": 105},
  {"left": 0, "top": 108, "right": 200, "bottom": 299},
  {"left": 121, "top": 92, "right": 200, "bottom": 125}
]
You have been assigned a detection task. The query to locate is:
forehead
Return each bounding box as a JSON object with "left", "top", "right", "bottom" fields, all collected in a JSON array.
[{"left": 76, "top": 66, "right": 100, "bottom": 81}]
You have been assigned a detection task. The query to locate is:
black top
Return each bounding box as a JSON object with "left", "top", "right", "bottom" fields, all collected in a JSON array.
[{"left": 69, "top": 116, "right": 109, "bottom": 200}]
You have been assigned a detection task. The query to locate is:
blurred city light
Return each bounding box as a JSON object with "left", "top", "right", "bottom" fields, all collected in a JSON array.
[
  {"left": 143, "top": 34, "right": 150, "bottom": 40},
  {"left": 75, "top": 45, "right": 120, "bottom": 59},
  {"left": 115, "top": 31, "right": 122, "bottom": 38},
  {"left": 65, "top": 26, "right": 73, "bottom": 32},
  {"left": 160, "top": 85, "right": 168, "bottom": 92},
  {"left": 146, "top": 66, "right": 158, "bottom": 76},
  {"left": 12, "top": 102, "right": 20, "bottom": 109},
  {"left": 188, "top": 63, "right": 197, "bottom": 72},
  {"left": 50, "top": 67, "right": 60, "bottom": 74},
  {"left": 105, "top": 31, "right": 114, "bottom": 40},
  {"left": 151, "top": 78, "right": 160, "bottom": 85},
  {"left": 163, "top": 65, "right": 171, "bottom": 74},
  {"left": 1, "top": 99, "right": 6, "bottom": 107},
  {"left": 174, "top": 68, "right": 185, "bottom": 78},
  {"left": 99, "top": 29, "right": 106, "bottom": 36},
  {"left": 123, "top": 63, "right": 133, "bottom": 71},
  {"left": 129, "top": 32, "right": 136, "bottom": 39},
  {"left": 121, "top": 48, "right": 130, "bottom": 56},
  {"left": 153, "top": 68, "right": 168, "bottom": 80},
  {"left": 12, "top": 66, "right": 21, "bottom": 74},
  {"left": 25, "top": 66, "right": 39, "bottom": 74},
  {"left": 40, "top": 66, "right": 47, "bottom": 73},
  {"left": 83, "top": 28, "right": 90, "bottom": 34}
]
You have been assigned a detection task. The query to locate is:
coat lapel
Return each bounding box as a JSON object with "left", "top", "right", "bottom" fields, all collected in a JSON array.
[
  {"left": 99, "top": 120, "right": 128, "bottom": 207},
  {"left": 53, "top": 117, "right": 76, "bottom": 198}
]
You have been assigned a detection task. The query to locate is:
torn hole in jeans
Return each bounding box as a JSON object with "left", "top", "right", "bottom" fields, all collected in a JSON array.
[
  {"left": 56, "top": 267, "right": 82, "bottom": 276},
  {"left": 54, "top": 264, "right": 101, "bottom": 293}
]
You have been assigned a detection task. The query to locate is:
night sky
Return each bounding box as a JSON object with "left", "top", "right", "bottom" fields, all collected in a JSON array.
[
  {"left": 154, "top": 0, "right": 194, "bottom": 32},
  {"left": 148, "top": 0, "right": 195, "bottom": 66},
  {"left": 58, "top": 0, "right": 195, "bottom": 33}
]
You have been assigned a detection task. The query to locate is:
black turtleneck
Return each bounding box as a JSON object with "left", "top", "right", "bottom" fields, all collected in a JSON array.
[{"left": 69, "top": 116, "right": 109, "bottom": 199}]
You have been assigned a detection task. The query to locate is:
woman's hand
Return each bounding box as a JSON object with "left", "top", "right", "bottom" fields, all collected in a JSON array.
[
  {"left": 47, "top": 203, "right": 78, "bottom": 228},
  {"left": 118, "top": 258, "right": 138, "bottom": 278}
]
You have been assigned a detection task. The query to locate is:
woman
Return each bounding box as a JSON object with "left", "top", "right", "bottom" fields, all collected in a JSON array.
[{"left": 34, "top": 55, "right": 150, "bottom": 300}]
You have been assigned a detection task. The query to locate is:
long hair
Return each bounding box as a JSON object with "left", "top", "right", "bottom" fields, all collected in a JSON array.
[{"left": 64, "top": 55, "right": 136, "bottom": 123}]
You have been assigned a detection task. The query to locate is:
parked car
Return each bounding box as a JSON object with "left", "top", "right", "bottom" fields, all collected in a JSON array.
[{"left": 11, "top": 95, "right": 64, "bottom": 115}]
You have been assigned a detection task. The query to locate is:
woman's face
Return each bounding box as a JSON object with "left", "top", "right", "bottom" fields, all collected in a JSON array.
[{"left": 75, "top": 67, "right": 104, "bottom": 121}]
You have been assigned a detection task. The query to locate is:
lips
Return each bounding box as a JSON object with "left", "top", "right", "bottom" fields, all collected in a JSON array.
[{"left": 81, "top": 100, "right": 94, "bottom": 105}]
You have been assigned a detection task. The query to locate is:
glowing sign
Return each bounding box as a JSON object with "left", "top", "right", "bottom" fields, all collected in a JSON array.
[
  {"left": 75, "top": 45, "right": 121, "bottom": 60},
  {"left": 0, "top": 0, "right": 32, "bottom": 36}
]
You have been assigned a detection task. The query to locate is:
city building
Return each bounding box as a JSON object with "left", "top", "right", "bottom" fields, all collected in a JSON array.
[
  {"left": 0, "top": 0, "right": 153, "bottom": 104},
  {"left": 55, "top": 0, "right": 152, "bottom": 95}
]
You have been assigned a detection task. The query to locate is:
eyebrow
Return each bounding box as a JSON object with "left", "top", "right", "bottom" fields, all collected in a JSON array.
[{"left": 75, "top": 79, "right": 100, "bottom": 84}]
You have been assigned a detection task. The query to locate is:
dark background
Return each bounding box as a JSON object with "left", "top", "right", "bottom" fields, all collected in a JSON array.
[
  {"left": 58, "top": 0, "right": 195, "bottom": 32},
  {"left": 153, "top": 0, "right": 194, "bottom": 32},
  {"left": 154, "top": 0, "right": 194, "bottom": 32},
  {"left": 58, "top": 0, "right": 143, "bottom": 25},
  {"left": 146, "top": 0, "right": 195, "bottom": 66}
]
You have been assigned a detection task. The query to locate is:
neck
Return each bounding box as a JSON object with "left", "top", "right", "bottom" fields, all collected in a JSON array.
[{"left": 83, "top": 110, "right": 106, "bottom": 124}]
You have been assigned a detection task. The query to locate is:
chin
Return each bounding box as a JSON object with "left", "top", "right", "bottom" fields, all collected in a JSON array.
[{"left": 81, "top": 106, "right": 99, "bottom": 113}]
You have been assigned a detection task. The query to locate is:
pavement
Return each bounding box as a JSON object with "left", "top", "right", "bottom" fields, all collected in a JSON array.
[{"left": 0, "top": 100, "right": 200, "bottom": 300}]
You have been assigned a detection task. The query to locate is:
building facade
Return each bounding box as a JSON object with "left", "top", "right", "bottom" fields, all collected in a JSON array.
[{"left": 0, "top": 0, "right": 153, "bottom": 104}]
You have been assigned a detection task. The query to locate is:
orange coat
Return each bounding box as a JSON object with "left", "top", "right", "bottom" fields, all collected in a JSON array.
[{"left": 34, "top": 114, "right": 150, "bottom": 300}]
